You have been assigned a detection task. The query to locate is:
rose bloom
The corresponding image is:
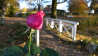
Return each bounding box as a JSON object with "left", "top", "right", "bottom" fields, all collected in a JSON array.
[
  {"left": 12, "top": 42, "right": 14, "bottom": 45},
  {"left": 26, "top": 11, "right": 45, "bottom": 30}
]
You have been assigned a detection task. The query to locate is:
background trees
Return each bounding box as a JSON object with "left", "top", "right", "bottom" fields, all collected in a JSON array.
[
  {"left": 0, "top": 0, "right": 3, "bottom": 16},
  {"left": 68, "top": 0, "right": 89, "bottom": 15},
  {"left": 90, "top": 0, "right": 98, "bottom": 14},
  {"left": 0, "top": 0, "right": 19, "bottom": 24},
  {"left": 22, "top": 7, "right": 27, "bottom": 12}
]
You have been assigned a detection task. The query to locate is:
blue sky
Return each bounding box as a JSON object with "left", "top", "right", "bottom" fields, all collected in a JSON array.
[{"left": 19, "top": 0, "right": 91, "bottom": 12}]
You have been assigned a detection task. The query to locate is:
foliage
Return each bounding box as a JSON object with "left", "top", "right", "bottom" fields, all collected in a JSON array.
[
  {"left": 0, "top": 0, "right": 3, "bottom": 10},
  {"left": 25, "top": 53, "right": 31, "bottom": 56},
  {"left": 31, "top": 45, "right": 41, "bottom": 55},
  {"left": 68, "top": 0, "right": 89, "bottom": 14},
  {"left": 18, "top": 13, "right": 25, "bottom": 17},
  {"left": 40, "top": 47, "right": 60, "bottom": 56},
  {"left": 3, "top": 45, "right": 24, "bottom": 56},
  {"left": 90, "top": 37, "right": 98, "bottom": 44},
  {"left": 0, "top": 0, "right": 19, "bottom": 24},
  {"left": 25, "top": 13, "right": 30, "bottom": 16},
  {"left": 6, "top": 5, "right": 20, "bottom": 17},
  {"left": 0, "top": 49, "right": 3, "bottom": 56},
  {"left": 22, "top": 7, "right": 27, "bottom": 12},
  {"left": 6, "top": 38, "right": 14, "bottom": 43},
  {"left": 0, "top": 41, "right": 60, "bottom": 56},
  {"left": 90, "top": 0, "right": 98, "bottom": 14},
  {"left": 29, "top": 11, "right": 36, "bottom": 14},
  {"left": 77, "top": 16, "right": 98, "bottom": 32},
  {"left": 6, "top": 5, "right": 15, "bottom": 17},
  {"left": 18, "top": 11, "right": 36, "bottom": 17}
]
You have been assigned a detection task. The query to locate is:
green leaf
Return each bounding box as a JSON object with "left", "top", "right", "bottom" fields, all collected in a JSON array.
[
  {"left": 31, "top": 45, "right": 41, "bottom": 55},
  {"left": 3, "top": 45, "right": 23, "bottom": 56},
  {"left": 24, "top": 41, "right": 34, "bottom": 49},
  {"left": 18, "top": 46, "right": 29, "bottom": 54},
  {"left": 25, "top": 53, "right": 31, "bottom": 56},
  {"left": 30, "top": 52, "right": 34, "bottom": 56},
  {"left": 40, "top": 48, "right": 60, "bottom": 56},
  {"left": 24, "top": 41, "right": 34, "bottom": 53},
  {"left": 40, "top": 49, "right": 49, "bottom": 56},
  {"left": 0, "top": 49, "right": 3, "bottom": 56}
]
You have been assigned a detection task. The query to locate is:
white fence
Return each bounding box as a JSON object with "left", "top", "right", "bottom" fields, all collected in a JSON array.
[
  {"left": 46, "top": 18, "right": 79, "bottom": 42},
  {"left": 24, "top": 27, "right": 40, "bottom": 47}
]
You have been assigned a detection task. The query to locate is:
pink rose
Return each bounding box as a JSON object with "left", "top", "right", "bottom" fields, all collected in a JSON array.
[
  {"left": 12, "top": 42, "right": 14, "bottom": 45},
  {"left": 26, "top": 11, "right": 45, "bottom": 30}
]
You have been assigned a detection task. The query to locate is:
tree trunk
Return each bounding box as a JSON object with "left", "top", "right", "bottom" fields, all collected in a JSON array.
[
  {"left": 51, "top": 0, "right": 57, "bottom": 19},
  {"left": 38, "top": 4, "right": 41, "bottom": 11},
  {"left": 0, "top": 0, "right": 6, "bottom": 25}
]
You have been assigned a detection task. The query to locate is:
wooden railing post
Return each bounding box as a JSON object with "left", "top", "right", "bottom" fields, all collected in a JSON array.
[
  {"left": 59, "top": 21, "right": 63, "bottom": 35},
  {"left": 46, "top": 19, "right": 48, "bottom": 27},
  {"left": 73, "top": 25, "right": 77, "bottom": 43},
  {"left": 50, "top": 20, "right": 54, "bottom": 29},
  {"left": 36, "top": 30, "right": 39, "bottom": 47},
  {"left": 71, "top": 27, "right": 74, "bottom": 38}
]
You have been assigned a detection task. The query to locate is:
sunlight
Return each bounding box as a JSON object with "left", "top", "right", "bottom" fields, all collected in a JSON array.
[{"left": 19, "top": 1, "right": 28, "bottom": 9}]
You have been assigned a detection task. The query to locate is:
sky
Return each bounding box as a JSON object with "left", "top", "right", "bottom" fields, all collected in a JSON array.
[{"left": 19, "top": 0, "right": 91, "bottom": 12}]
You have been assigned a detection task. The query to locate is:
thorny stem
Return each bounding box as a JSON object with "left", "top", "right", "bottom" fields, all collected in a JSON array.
[
  {"left": 29, "top": 29, "right": 35, "bottom": 54},
  {"left": 29, "top": 29, "right": 32, "bottom": 54}
]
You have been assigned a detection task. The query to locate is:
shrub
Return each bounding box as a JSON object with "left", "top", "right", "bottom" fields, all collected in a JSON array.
[
  {"left": 18, "top": 13, "right": 24, "bottom": 17},
  {"left": 29, "top": 11, "right": 36, "bottom": 14},
  {"left": 25, "top": 13, "right": 30, "bottom": 16},
  {"left": 45, "top": 13, "right": 51, "bottom": 15}
]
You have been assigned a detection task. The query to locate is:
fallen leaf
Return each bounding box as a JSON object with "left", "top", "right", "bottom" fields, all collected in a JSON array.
[
  {"left": 58, "top": 41, "right": 62, "bottom": 43},
  {"left": 58, "top": 38, "right": 60, "bottom": 40}
]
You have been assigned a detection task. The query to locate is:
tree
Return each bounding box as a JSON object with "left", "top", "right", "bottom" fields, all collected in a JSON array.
[
  {"left": 0, "top": 0, "right": 19, "bottom": 25},
  {"left": 90, "top": 0, "right": 98, "bottom": 14},
  {"left": 0, "top": 0, "right": 3, "bottom": 10},
  {"left": 7, "top": 5, "right": 17, "bottom": 17},
  {"left": 22, "top": 7, "right": 27, "bottom": 12},
  {"left": 51, "top": 0, "right": 67, "bottom": 19},
  {"left": 68, "top": 0, "right": 89, "bottom": 15},
  {"left": 27, "top": 0, "right": 51, "bottom": 11},
  {"left": 0, "top": 0, "right": 7, "bottom": 25}
]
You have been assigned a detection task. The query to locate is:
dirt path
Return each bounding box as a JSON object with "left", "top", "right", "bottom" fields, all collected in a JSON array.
[{"left": 1, "top": 17, "right": 90, "bottom": 56}]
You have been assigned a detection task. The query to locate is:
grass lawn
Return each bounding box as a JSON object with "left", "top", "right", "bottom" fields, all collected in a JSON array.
[{"left": 57, "top": 15, "right": 93, "bottom": 22}]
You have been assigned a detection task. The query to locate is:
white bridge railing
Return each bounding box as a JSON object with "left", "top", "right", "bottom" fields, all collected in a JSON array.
[{"left": 46, "top": 18, "right": 79, "bottom": 42}]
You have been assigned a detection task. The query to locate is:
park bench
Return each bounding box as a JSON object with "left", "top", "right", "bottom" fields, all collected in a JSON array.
[{"left": 46, "top": 18, "right": 79, "bottom": 42}]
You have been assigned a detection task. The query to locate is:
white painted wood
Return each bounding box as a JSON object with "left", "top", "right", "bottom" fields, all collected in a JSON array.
[
  {"left": 46, "top": 19, "right": 48, "bottom": 27},
  {"left": 71, "top": 27, "right": 74, "bottom": 38},
  {"left": 46, "top": 18, "right": 79, "bottom": 25},
  {"left": 73, "top": 25, "right": 77, "bottom": 43},
  {"left": 36, "top": 30, "right": 39, "bottom": 47},
  {"left": 59, "top": 21, "right": 63, "bottom": 35},
  {"left": 50, "top": 20, "right": 54, "bottom": 29},
  {"left": 46, "top": 18, "right": 79, "bottom": 42},
  {"left": 63, "top": 26, "right": 72, "bottom": 37}
]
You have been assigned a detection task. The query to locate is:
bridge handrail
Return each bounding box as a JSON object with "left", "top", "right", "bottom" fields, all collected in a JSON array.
[
  {"left": 46, "top": 18, "right": 79, "bottom": 42},
  {"left": 46, "top": 18, "right": 79, "bottom": 25}
]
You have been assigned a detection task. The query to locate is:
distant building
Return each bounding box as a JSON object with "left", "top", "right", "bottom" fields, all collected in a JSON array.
[
  {"left": 43, "top": 5, "right": 65, "bottom": 15},
  {"left": 43, "top": 5, "right": 51, "bottom": 13}
]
